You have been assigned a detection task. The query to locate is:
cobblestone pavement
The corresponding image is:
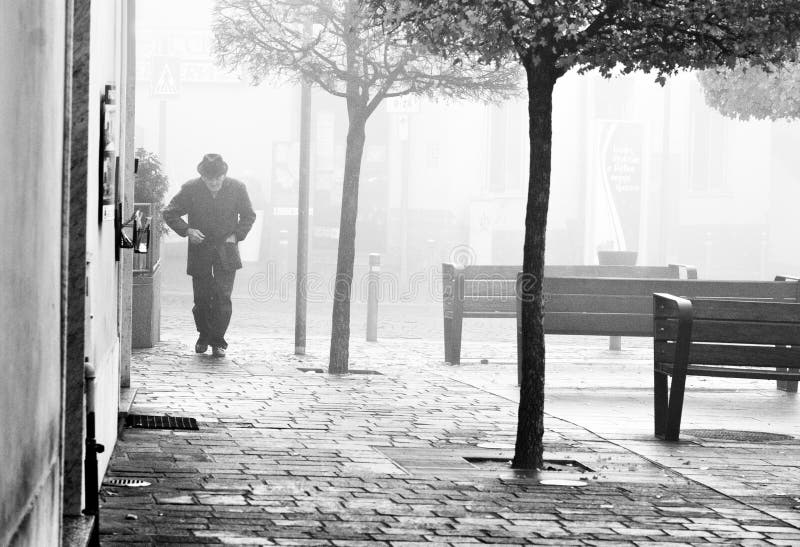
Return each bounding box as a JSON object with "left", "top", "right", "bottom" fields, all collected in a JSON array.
[{"left": 101, "top": 299, "right": 800, "bottom": 545}]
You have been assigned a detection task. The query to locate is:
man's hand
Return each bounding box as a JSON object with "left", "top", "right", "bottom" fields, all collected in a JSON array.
[
  {"left": 187, "top": 228, "right": 205, "bottom": 245},
  {"left": 225, "top": 234, "right": 237, "bottom": 243}
]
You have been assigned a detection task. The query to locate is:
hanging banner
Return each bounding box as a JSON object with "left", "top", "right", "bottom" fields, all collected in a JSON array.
[{"left": 591, "top": 120, "right": 644, "bottom": 253}]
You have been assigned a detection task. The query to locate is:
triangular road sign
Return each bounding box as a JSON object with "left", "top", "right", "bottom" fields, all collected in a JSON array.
[
  {"left": 155, "top": 64, "right": 178, "bottom": 95},
  {"left": 151, "top": 57, "right": 180, "bottom": 97}
]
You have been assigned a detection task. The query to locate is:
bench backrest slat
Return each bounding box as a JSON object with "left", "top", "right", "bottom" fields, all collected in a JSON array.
[
  {"left": 462, "top": 264, "right": 687, "bottom": 280},
  {"left": 654, "top": 341, "right": 800, "bottom": 368},
  {"left": 464, "top": 279, "right": 516, "bottom": 298},
  {"left": 549, "top": 278, "right": 800, "bottom": 300},
  {"left": 462, "top": 297, "right": 516, "bottom": 315},
  {"left": 545, "top": 294, "right": 652, "bottom": 314},
  {"left": 546, "top": 312, "right": 651, "bottom": 336},
  {"left": 654, "top": 318, "right": 800, "bottom": 346}
]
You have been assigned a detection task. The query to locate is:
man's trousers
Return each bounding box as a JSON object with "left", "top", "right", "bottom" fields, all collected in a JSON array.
[{"left": 191, "top": 264, "right": 236, "bottom": 349}]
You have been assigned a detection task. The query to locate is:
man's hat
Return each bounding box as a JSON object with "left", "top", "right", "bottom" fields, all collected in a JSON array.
[{"left": 197, "top": 153, "right": 228, "bottom": 178}]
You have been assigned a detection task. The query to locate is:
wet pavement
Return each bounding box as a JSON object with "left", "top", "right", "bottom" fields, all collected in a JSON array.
[{"left": 100, "top": 293, "right": 800, "bottom": 545}]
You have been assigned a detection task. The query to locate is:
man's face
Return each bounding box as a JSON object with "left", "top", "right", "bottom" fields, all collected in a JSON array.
[{"left": 202, "top": 174, "right": 225, "bottom": 192}]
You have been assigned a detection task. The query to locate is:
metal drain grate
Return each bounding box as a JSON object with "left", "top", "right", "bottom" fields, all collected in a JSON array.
[
  {"left": 104, "top": 478, "right": 151, "bottom": 488},
  {"left": 125, "top": 414, "right": 199, "bottom": 430},
  {"left": 297, "top": 367, "right": 382, "bottom": 375},
  {"left": 464, "top": 456, "right": 593, "bottom": 473},
  {"left": 297, "top": 367, "right": 324, "bottom": 373},
  {"left": 683, "top": 429, "right": 794, "bottom": 442}
]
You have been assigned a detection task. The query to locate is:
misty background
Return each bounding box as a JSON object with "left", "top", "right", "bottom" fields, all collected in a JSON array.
[{"left": 134, "top": 0, "right": 800, "bottom": 318}]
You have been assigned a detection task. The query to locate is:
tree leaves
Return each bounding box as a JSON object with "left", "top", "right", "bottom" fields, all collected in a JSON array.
[
  {"left": 211, "top": 0, "right": 521, "bottom": 109},
  {"left": 375, "top": 0, "right": 800, "bottom": 83},
  {"left": 699, "top": 60, "right": 800, "bottom": 121}
]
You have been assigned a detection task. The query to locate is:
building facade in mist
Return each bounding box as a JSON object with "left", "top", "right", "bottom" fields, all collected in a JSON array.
[
  {"left": 1, "top": 0, "right": 135, "bottom": 544},
  {"left": 478, "top": 70, "right": 800, "bottom": 280},
  {"left": 135, "top": 0, "right": 800, "bottom": 295}
]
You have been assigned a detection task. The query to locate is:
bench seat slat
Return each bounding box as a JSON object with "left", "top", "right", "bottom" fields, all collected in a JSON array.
[
  {"left": 656, "top": 362, "right": 800, "bottom": 381},
  {"left": 654, "top": 319, "right": 800, "bottom": 346},
  {"left": 654, "top": 341, "right": 800, "bottom": 368}
]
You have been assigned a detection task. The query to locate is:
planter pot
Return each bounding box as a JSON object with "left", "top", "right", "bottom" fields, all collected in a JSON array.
[
  {"left": 597, "top": 250, "right": 638, "bottom": 266},
  {"left": 132, "top": 264, "right": 161, "bottom": 348}
]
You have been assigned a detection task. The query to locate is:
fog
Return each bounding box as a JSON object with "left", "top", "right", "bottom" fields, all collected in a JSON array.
[{"left": 135, "top": 0, "right": 800, "bottom": 306}]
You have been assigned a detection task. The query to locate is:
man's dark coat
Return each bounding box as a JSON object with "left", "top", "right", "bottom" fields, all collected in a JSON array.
[{"left": 163, "top": 177, "right": 257, "bottom": 276}]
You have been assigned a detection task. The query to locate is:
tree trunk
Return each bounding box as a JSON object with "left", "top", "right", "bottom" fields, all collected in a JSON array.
[
  {"left": 513, "top": 61, "right": 558, "bottom": 470},
  {"left": 329, "top": 110, "right": 367, "bottom": 374}
]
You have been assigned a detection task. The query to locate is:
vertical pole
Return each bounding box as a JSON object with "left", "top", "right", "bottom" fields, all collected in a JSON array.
[
  {"left": 366, "top": 253, "right": 380, "bottom": 341},
  {"left": 399, "top": 115, "right": 409, "bottom": 293},
  {"left": 157, "top": 99, "right": 167, "bottom": 169},
  {"left": 295, "top": 74, "right": 311, "bottom": 355},
  {"left": 658, "top": 80, "right": 672, "bottom": 264}
]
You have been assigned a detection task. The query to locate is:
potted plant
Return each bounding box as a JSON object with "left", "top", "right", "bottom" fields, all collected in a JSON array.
[
  {"left": 132, "top": 148, "right": 168, "bottom": 348},
  {"left": 134, "top": 147, "right": 169, "bottom": 236},
  {"left": 596, "top": 240, "right": 638, "bottom": 266}
]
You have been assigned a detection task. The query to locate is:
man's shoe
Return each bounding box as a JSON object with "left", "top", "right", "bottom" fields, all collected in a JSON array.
[
  {"left": 212, "top": 346, "right": 226, "bottom": 358},
  {"left": 195, "top": 342, "right": 208, "bottom": 354}
]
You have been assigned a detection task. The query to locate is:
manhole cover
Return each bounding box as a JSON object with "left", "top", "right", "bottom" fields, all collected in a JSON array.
[
  {"left": 125, "top": 414, "right": 199, "bottom": 430},
  {"left": 104, "top": 478, "right": 151, "bottom": 488},
  {"left": 682, "top": 429, "right": 794, "bottom": 442}
]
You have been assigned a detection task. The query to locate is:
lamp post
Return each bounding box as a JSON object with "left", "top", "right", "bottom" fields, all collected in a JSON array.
[{"left": 295, "top": 19, "right": 312, "bottom": 355}]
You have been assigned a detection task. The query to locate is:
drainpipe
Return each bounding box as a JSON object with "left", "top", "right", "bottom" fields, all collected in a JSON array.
[{"left": 84, "top": 357, "right": 104, "bottom": 545}]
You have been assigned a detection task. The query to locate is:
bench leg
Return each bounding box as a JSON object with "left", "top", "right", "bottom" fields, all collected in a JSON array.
[
  {"left": 444, "top": 316, "right": 454, "bottom": 364},
  {"left": 654, "top": 371, "right": 668, "bottom": 438},
  {"left": 444, "top": 313, "right": 463, "bottom": 365},
  {"left": 664, "top": 372, "right": 687, "bottom": 441},
  {"left": 776, "top": 369, "right": 798, "bottom": 393},
  {"left": 609, "top": 336, "right": 622, "bottom": 351},
  {"left": 443, "top": 316, "right": 464, "bottom": 365}
]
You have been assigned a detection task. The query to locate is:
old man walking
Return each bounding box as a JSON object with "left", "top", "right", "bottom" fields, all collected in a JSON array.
[{"left": 163, "top": 153, "right": 256, "bottom": 357}]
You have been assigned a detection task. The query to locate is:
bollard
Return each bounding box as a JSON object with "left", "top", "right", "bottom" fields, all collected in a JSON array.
[{"left": 366, "top": 253, "right": 380, "bottom": 341}]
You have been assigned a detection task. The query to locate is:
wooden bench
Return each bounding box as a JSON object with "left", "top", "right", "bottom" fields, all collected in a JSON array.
[
  {"left": 442, "top": 263, "right": 697, "bottom": 365},
  {"left": 653, "top": 292, "right": 800, "bottom": 441}
]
